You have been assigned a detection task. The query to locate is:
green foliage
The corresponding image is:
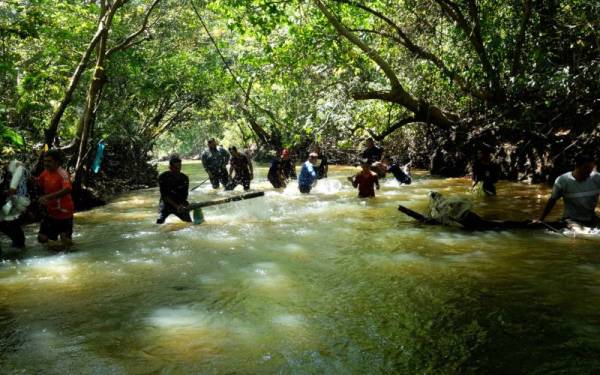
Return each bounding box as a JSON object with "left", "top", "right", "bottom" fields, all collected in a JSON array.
[
  {"left": 0, "top": 124, "right": 24, "bottom": 147},
  {"left": 0, "top": 0, "right": 597, "bottom": 174}
]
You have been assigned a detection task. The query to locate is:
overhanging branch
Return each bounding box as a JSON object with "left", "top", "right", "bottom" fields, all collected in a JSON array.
[{"left": 106, "top": 0, "right": 162, "bottom": 57}]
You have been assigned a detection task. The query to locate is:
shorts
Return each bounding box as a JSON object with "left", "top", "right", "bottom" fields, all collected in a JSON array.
[
  {"left": 39, "top": 217, "right": 73, "bottom": 240},
  {"left": 157, "top": 201, "right": 192, "bottom": 224},
  {"left": 225, "top": 175, "right": 251, "bottom": 191},
  {"left": 208, "top": 168, "right": 229, "bottom": 189}
]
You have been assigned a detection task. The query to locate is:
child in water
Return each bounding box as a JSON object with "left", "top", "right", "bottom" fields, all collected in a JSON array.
[{"left": 348, "top": 159, "right": 380, "bottom": 198}]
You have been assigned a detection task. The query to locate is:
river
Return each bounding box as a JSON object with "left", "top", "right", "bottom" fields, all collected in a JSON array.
[{"left": 1, "top": 162, "right": 600, "bottom": 373}]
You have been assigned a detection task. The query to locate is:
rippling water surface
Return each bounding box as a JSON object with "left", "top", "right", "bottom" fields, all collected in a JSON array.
[{"left": 1, "top": 162, "right": 600, "bottom": 374}]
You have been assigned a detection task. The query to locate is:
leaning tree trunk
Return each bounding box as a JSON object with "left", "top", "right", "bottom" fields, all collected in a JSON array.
[
  {"left": 72, "top": 26, "right": 110, "bottom": 191},
  {"left": 43, "top": 8, "right": 111, "bottom": 149}
]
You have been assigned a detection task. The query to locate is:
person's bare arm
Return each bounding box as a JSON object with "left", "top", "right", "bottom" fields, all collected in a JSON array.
[
  {"left": 537, "top": 197, "right": 558, "bottom": 222},
  {"left": 248, "top": 156, "right": 254, "bottom": 179},
  {"left": 39, "top": 187, "right": 71, "bottom": 205}
]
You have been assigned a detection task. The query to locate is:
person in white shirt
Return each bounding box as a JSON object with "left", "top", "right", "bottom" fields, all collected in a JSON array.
[
  {"left": 536, "top": 154, "right": 600, "bottom": 226},
  {"left": 0, "top": 160, "right": 31, "bottom": 251}
]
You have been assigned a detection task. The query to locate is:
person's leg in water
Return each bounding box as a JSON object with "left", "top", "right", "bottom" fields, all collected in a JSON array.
[
  {"left": 57, "top": 218, "right": 73, "bottom": 248},
  {"left": 38, "top": 217, "right": 59, "bottom": 243},
  {"left": 225, "top": 178, "right": 239, "bottom": 191},
  {"left": 208, "top": 171, "right": 220, "bottom": 189},
  {"left": 38, "top": 218, "right": 73, "bottom": 250},
  {"left": 38, "top": 217, "right": 72, "bottom": 250},
  {"left": 241, "top": 174, "right": 251, "bottom": 191},
  {"left": 0, "top": 219, "right": 25, "bottom": 249},
  {"left": 156, "top": 201, "right": 173, "bottom": 224},
  {"left": 299, "top": 185, "right": 311, "bottom": 194},
  {"left": 268, "top": 174, "right": 282, "bottom": 188},
  {"left": 218, "top": 167, "right": 229, "bottom": 188}
]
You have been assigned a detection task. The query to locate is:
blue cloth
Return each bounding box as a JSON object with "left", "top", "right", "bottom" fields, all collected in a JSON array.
[
  {"left": 91, "top": 141, "right": 105, "bottom": 173},
  {"left": 298, "top": 161, "right": 316, "bottom": 188}
]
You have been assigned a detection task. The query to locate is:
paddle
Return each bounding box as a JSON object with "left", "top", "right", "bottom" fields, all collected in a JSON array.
[{"left": 186, "top": 191, "right": 265, "bottom": 224}]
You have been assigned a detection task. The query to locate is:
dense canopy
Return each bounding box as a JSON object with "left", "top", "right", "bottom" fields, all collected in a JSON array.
[{"left": 1, "top": 0, "right": 599, "bottom": 194}]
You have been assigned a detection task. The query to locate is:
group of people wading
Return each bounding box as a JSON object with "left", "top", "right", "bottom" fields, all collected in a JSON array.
[
  {"left": 156, "top": 138, "right": 414, "bottom": 223},
  {"left": 1, "top": 138, "right": 600, "bottom": 253},
  {"left": 1, "top": 150, "right": 74, "bottom": 252}
]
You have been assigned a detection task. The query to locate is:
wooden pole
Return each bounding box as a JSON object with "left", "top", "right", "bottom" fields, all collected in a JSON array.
[{"left": 187, "top": 191, "right": 264, "bottom": 211}]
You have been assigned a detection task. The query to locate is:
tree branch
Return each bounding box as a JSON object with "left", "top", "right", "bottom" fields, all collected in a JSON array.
[
  {"left": 347, "top": 25, "right": 490, "bottom": 100},
  {"left": 314, "top": 0, "right": 403, "bottom": 92},
  {"left": 106, "top": 0, "right": 162, "bottom": 57},
  {"left": 371, "top": 116, "right": 417, "bottom": 141},
  {"left": 511, "top": 0, "right": 532, "bottom": 76},
  {"left": 434, "top": 0, "right": 503, "bottom": 99},
  {"left": 44, "top": 4, "right": 116, "bottom": 147},
  {"left": 314, "top": 0, "right": 458, "bottom": 129}
]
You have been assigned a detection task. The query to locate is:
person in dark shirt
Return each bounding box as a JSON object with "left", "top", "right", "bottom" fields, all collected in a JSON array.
[
  {"left": 387, "top": 162, "right": 412, "bottom": 185},
  {"left": 471, "top": 148, "right": 499, "bottom": 195},
  {"left": 313, "top": 146, "right": 329, "bottom": 179},
  {"left": 225, "top": 146, "right": 253, "bottom": 191},
  {"left": 281, "top": 149, "right": 296, "bottom": 180},
  {"left": 157, "top": 156, "right": 191, "bottom": 224},
  {"left": 201, "top": 138, "right": 230, "bottom": 189},
  {"left": 361, "top": 138, "right": 384, "bottom": 165},
  {"left": 348, "top": 159, "right": 380, "bottom": 198},
  {"left": 371, "top": 156, "right": 412, "bottom": 184},
  {"left": 268, "top": 151, "right": 286, "bottom": 189}
]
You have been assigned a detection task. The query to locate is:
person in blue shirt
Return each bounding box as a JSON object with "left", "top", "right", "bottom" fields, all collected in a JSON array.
[{"left": 298, "top": 153, "right": 318, "bottom": 194}]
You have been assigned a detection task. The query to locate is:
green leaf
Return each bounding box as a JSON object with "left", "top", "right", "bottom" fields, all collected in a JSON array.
[{"left": 0, "top": 125, "right": 25, "bottom": 147}]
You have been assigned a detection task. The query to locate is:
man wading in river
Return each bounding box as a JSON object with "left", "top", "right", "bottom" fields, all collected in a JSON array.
[
  {"left": 201, "top": 138, "right": 230, "bottom": 189},
  {"left": 348, "top": 159, "right": 380, "bottom": 198},
  {"left": 225, "top": 146, "right": 253, "bottom": 191},
  {"left": 371, "top": 156, "right": 412, "bottom": 185},
  {"left": 281, "top": 149, "right": 296, "bottom": 180},
  {"left": 471, "top": 147, "right": 500, "bottom": 196},
  {"left": 313, "top": 145, "right": 329, "bottom": 179},
  {"left": 298, "top": 153, "right": 318, "bottom": 194},
  {"left": 535, "top": 153, "right": 600, "bottom": 229},
  {"left": 361, "top": 138, "right": 384, "bottom": 165},
  {"left": 156, "top": 156, "right": 191, "bottom": 224},
  {"left": 267, "top": 150, "right": 286, "bottom": 189}
]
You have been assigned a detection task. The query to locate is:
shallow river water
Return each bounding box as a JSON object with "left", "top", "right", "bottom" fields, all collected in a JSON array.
[{"left": 1, "top": 162, "right": 600, "bottom": 374}]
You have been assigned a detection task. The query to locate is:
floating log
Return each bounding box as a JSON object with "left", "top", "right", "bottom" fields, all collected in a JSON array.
[{"left": 398, "top": 204, "right": 565, "bottom": 231}]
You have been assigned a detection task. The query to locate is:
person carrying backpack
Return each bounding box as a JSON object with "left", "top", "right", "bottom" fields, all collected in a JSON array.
[{"left": 0, "top": 159, "right": 31, "bottom": 252}]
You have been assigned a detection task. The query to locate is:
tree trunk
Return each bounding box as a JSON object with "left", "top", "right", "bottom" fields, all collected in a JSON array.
[{"left": 43, "top": 18, "right": 108, "bottom": 148}]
